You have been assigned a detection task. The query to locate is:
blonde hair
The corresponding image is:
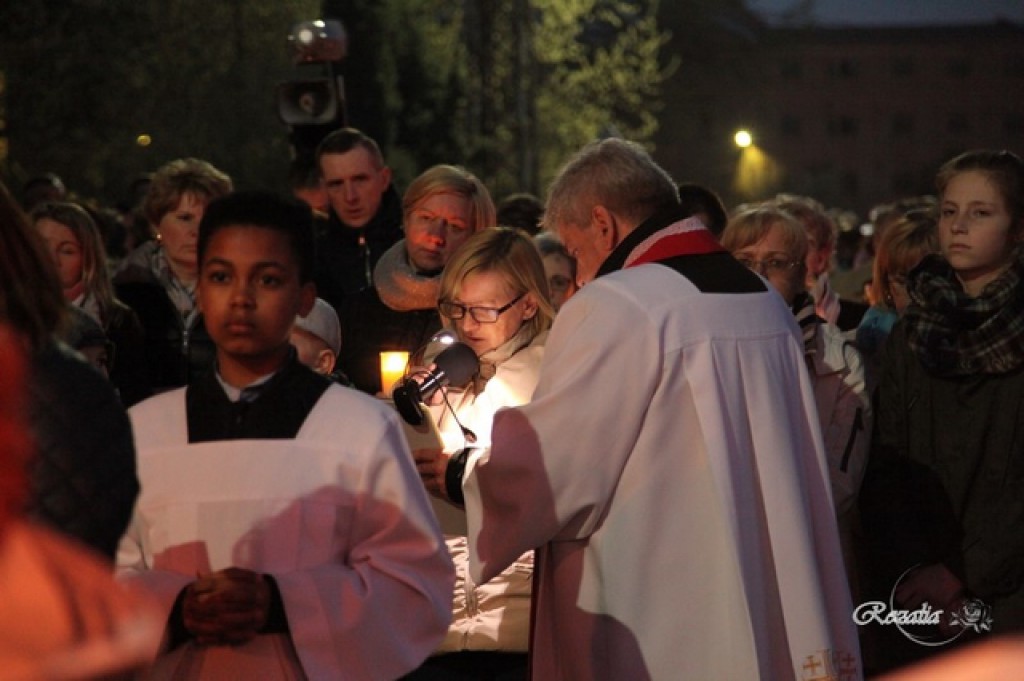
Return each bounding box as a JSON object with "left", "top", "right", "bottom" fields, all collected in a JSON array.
[
  {"left": 439, "top": 227, "right": 554, "bottom": 342},
  {"left": 31, "top": 202, "right": 119, "bottom": 325},
  {"left": 721, "top": 205, "right": 810, "bottom": 263},
  {"left": 403, "top": 165, "right": 496, "bottom": 234},
  {"left": 772, "top": 193, "right": 836, "bottom": 250}
]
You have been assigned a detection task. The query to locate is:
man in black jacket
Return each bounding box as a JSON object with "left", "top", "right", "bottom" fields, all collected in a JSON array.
[{"left": 313, "top": 128, "right": 404, "bottom": 313}]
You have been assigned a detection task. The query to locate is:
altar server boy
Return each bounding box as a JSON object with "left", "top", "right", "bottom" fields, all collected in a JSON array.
[{"left": 117, "top": 190, "right": 453, "bottom": 680}]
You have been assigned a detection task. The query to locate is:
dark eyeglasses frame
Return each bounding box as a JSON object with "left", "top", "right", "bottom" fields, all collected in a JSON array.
[{"left": 439, "top": 292, "right": 525, "bottom": 323}]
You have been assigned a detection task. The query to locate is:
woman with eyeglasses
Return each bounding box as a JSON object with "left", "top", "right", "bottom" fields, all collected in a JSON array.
[
  {"left": 407, "top": 226, "right": 554, "bottom": 681},
  {"left": 722, "top": 205, "right": 872, "bottom": 600}
]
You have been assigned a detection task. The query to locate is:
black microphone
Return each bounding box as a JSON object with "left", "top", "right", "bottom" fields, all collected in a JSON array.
[{"left": 393, "top": 342, "right": 479, "bottom": 425}]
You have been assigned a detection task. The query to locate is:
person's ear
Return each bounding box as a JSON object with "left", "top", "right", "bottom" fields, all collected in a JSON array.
[
  {"left": 380, "top": 166, "right": 393, "bottom": 190},
  {"left": 591, "top": 205, "right": 619, "bottom": 254},
  {"left": 297, "top": 282, "right": 316, "bottom": 317},
  {"left": 521, "top": 292, "right": 538, "bottom": 320},
  {"left": 316, "top": 349, "right": 337, "bottom": 375}
]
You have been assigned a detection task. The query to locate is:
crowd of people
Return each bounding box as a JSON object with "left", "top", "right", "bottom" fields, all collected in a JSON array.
[{"left": 1, "top": 126, "right": 1024, "bottom": 680}]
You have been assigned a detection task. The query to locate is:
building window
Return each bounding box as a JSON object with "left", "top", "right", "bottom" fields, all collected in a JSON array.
[
  {"left": 947, "top": 114, "right": 969, "bottom": 135},
  {"left": 946, "top": 57, "right": 972, "bottom": 78},
  {"left": 780, "top": 59, "right": 802, "bottom": 79},
  {"left": 891, "top": 113, "right": 914, "bottom": 136},
  {"left": 781, "top": 115, "right": 801, "bottom": 137},
  {"left": 892, "top": 56, "right": 914, "bottom": 77},
  {"left": 1005, "top": 113, "right": 1024, "bottom": 135},
  {"left": 828, "top": 59, "right": 858, "bottom": 78},
  {"left": 828, "top": 116, "right": 859, "bottom": 137}
]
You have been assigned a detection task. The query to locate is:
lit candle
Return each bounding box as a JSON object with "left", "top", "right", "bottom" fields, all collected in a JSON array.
[{"left": 379, "top": 351, "right": 409, "bottom": 398}]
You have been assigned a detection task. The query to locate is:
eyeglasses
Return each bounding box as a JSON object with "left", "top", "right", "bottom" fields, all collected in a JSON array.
[
  {"left": 439, "top": 292, "right": 525, "bottom": 323},
  {"left": 735, "top": 256, "right": 800, "bottom": 275}
]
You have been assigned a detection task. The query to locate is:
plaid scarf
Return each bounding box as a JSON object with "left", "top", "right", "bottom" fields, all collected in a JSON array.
[{"left": 903, "top": 250, "right": 1024, "bottom": 376}]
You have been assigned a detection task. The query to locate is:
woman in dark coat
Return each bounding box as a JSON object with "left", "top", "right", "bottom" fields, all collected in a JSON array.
[
  {"left": 113, "top": 158, "right": 231, "bottom": 392},
  {"left": 861, "top": 150, "right": 1024, "bottom": 672},
  {"left": 32, "top": 201, "right": 151, "bottom": 406}
]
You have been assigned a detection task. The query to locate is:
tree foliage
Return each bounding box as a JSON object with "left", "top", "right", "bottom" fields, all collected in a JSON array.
[
  {"left": 326, "top": 0, "right": 670, "bottom": 197},
  {"left": 0, "top": 0, "right": 669, "bottom": 205},
  {"left": 0, "top": 0, "right": 320, "bottom": 204},
  {"left": 453, "top": 0, "right": 671, "bottom": 196},
  {"left": 532, "top": 0, "right": 670, "bottom": 193}
]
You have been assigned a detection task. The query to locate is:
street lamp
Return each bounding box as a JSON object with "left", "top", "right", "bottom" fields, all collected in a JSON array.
[{"left": 734, "top": 129, "right": 753, "bottom": 149}]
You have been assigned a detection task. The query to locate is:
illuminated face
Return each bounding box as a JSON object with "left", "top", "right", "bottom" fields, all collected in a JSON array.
[
  {"left": 155, "top": 192, "right": 206, "bottom": 282},
  {"left": 446, "top": 270, "right": 536, "bottom": 356},
  {"left": 542, "top": 252, "right": 577, "bottom": 311},
  {"left": 731, "top": 222, "right": 805, "bottom": 305},
  {"left": 404, "top": 192, "right": 475, "bottom": 273},
  {"left": 37, "top": 218, "right": 84, "bottom": 295},
  {"left": 198, "top": 225, "right": 315, "bottom": 386},
  {"left": 939, "top": 170, "right": 1020, "bottom": 297},
  {"left": 320, "top": 148, "right": 392, "bottom": 229}
]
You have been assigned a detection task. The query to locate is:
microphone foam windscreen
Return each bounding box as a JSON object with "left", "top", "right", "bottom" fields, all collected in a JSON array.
[{"left": 434, "top": 342, "right": 479, "bottom": 385}]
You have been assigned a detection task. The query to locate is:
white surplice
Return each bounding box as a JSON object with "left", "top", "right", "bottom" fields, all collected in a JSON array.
[
  {"left": 118, "top": 384, "right": 454, "bottom": 681},
  {"left": 463, "top": 262, "right": 862, "bottom": 680}
]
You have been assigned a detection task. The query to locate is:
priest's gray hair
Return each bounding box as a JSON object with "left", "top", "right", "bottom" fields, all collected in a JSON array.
[{"left": 542, "top": 138, "right": 679, "bottom": 231}]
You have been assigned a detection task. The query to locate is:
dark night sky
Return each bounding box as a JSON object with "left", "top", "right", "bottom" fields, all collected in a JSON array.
[{"left": 746, "top": 0, "right": 1024, "bottom": 26}]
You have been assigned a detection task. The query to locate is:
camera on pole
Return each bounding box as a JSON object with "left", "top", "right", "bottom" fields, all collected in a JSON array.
[{"left": 276, "top": 19, "right": 347, "bottom": 159}]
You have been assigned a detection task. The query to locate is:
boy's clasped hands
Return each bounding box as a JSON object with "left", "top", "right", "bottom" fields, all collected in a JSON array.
[{"left": 183, "top": 568, "right": 270, "bottom": 646}]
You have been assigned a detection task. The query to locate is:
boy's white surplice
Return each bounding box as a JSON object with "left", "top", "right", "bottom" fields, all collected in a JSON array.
[
  {"left": 118, "top": 385, "right": 453, "bottom": 681},
  {"left": 463, "top": 262, "right": 862, "bottom": 680}
]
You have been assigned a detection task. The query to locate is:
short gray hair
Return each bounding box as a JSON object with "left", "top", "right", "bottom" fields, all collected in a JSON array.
[{"left": 543, "top": 138, "right": 679, "bottom": 230}]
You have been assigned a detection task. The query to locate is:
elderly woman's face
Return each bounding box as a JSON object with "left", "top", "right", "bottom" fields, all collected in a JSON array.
[
  {"left": 155, "top": 192, "right": 206, "bottom": 279},
  {"left": 731, "top": 223, "right": 806, "bottom": 306},
  {"left": 404, "top": 192, "right": 474, "bottom": 273}
]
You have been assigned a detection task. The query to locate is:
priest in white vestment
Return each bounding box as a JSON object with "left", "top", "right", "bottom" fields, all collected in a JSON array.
[{"left": 456, "top": 139, "right": 862, "bottom": 680}]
